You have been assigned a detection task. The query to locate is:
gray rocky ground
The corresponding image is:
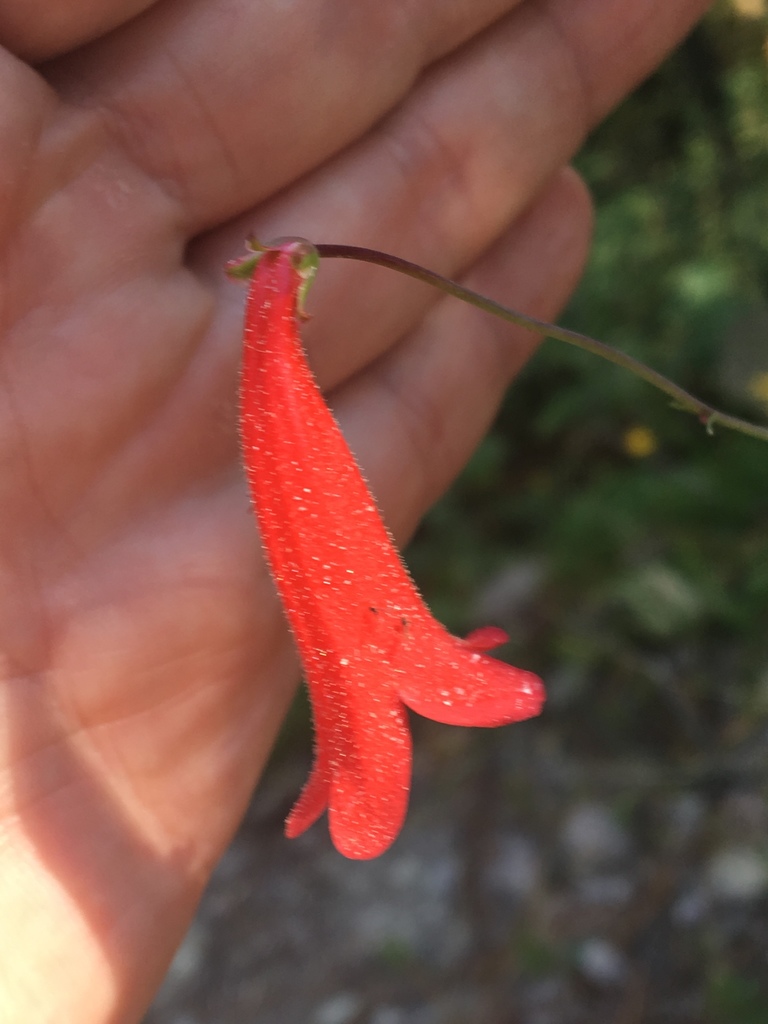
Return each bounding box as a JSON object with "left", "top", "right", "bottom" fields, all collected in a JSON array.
[{"left": 144, "top": 717, "right": 768, "bottom": 1024}]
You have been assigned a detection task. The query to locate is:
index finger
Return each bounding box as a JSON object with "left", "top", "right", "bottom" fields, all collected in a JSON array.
[
  {"left": 0, "top": 0, "right": 159, "bottom": 61},
  {"left": 44, "top": 0, "right": 529, "bottom": 233}
]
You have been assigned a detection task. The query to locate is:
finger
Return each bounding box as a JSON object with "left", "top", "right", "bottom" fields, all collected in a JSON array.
[
  {"left": 50, "top": 0, "right": 707, "bottom": 236},
  {"left": 196, "top": 0, "right": 705, "bottom": 398},
  {"left": 47, "top": 0, "right": 527, "bottom": 233},
  {"left": 333, "top": 167, "right": 593, "bottom": 542},
  {"left": 0, "top": 49, "right": 57, "bottom": 242},
  {"left": 0, "top": 0, "right": 159, "bottom": 62}
]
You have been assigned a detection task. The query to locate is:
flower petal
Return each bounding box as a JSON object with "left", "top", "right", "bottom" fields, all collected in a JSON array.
[
  {"left": 463, "top": 625, "right": 510, "bottom": 651},
  {"left": 328, "top": 691, "right": 411, "bottom": 859},
  {"left": 284, "top": 757, "right": 330, "bottom": 839},
  {"left": 398, "top": 625, "right": 544, "bottom": 727}
]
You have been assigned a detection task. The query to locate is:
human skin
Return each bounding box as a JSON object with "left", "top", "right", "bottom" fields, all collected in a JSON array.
[{"left": 0, "top": 1, "right": 710, "bottom": 1021}]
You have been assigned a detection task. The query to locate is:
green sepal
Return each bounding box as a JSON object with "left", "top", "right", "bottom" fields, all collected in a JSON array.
[{"left": 225, "top": 236, "right": 319, "bottom": 319}]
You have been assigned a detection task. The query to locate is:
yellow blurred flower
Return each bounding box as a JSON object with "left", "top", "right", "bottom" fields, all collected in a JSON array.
[
  {"left": 731, "top": 0, "right": 766, "bottom": 17},
  {"left": 747, "top": 371, "right": 768, "bottom": 405},
  {"left": 622, "top": 425, "right": 658, "bottom": 459}
]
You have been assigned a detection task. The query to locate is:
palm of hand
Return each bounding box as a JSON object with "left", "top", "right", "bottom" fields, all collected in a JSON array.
[
  {"left": 0, "top": 1, "right": 706, "bottom": 1020},
  {"left": 1, "top": 61, "right": 289, "bottom": 847}
]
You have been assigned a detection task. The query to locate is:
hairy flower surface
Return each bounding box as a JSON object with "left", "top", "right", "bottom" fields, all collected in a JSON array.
[{"left": 235, "top": 239, "right": 544, "bottom": 859}]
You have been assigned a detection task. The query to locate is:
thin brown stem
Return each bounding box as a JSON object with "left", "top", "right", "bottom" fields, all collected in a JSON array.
[{"left": 315, "top": 243, "right": 768, "bottom": 445}]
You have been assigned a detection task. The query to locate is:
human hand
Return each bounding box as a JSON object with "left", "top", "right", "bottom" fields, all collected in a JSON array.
[{"left": 0, "top": 1, "right": 709, "bottom": 1020}]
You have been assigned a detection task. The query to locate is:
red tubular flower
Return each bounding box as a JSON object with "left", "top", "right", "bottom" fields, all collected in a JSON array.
[{"left": 232, "top": 238, "right": 544, "bottom": 859}]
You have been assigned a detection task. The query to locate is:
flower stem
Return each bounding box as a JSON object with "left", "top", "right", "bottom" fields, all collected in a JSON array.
[{"left": 315, "top": 243, "right": 768, "bottom": 445}]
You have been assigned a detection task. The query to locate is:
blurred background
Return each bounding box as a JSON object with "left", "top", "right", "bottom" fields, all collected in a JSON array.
[{"left": 146, "top": 3, "right": 768, "bottom": 1022}]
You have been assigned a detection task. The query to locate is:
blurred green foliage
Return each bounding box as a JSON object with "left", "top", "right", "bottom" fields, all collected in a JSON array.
[
  {"left": 409, "top": 0, "right": 768, "bottom": 764},
  {"left": 707, "top": 967, "right": 768, "bottom": 1024}
]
